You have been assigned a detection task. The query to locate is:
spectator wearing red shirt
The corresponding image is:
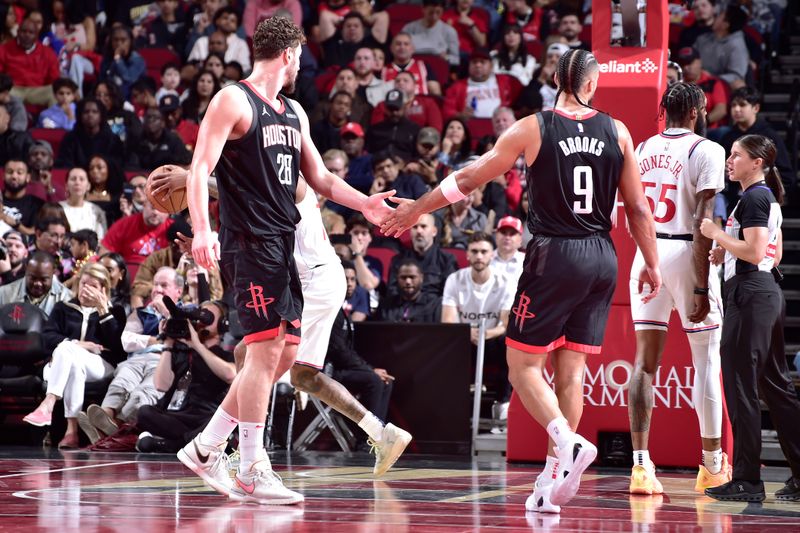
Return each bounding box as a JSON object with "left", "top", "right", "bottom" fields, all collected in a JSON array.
[
  {"left": 159, "top": 94, "right": 199, "bottom": 151},
  {"left": 371, "top": 71, "right": 443, "bottom": 132},
  {"left": 99, "top": 200, "right": 174, "bottom": 280},
  {"left": 382, "top": 32, "right": 440, "bottom": 97},
  {"left": 443, "top": 49, "right": 519, "bottom": 121},
  {"left": 442, "top": 0, "right": 488, "bottom": 57},
  {"left": 0, "top": 18, "right": 59, "bottom": 106},
  {"left": 675, "top": 47, "right": 728, "bottom": 129}
]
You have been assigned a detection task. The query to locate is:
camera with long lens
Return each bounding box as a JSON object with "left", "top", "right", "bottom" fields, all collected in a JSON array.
[{"left": 162, "top": 296, "right": 214, "bottom": 340}]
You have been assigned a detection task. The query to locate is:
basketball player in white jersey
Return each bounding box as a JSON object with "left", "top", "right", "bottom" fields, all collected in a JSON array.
[
  {"left": 627, "top": 82, "right": 730, "bottom": 494},
  {"left": 151, "top": 168, "right": 413, "bottom": 478}
]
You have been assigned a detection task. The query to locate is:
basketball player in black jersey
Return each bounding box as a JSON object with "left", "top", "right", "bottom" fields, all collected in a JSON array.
[
  {"left": 178, "top": 17, "right": 395, "bottom": 505},
  {"left": 383, "top": 49, "right": 662, "bottom": 512}
]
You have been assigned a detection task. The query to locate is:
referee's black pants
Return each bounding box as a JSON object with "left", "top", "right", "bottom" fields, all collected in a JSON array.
[{"left": 722, "top": 272, "right": 800, "bottom": 481}]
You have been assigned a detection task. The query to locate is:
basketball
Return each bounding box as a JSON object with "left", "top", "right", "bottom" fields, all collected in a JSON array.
[{"left": 146, "top": 165, "right": 188, "bottom": 214}]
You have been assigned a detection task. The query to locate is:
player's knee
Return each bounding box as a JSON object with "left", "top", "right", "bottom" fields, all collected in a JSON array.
[
  {"left": 290, "top": 364, "right": 320, "bottom": 392},
  {"left": 634, "top": 358, "right": 659, "bottom": 376}
]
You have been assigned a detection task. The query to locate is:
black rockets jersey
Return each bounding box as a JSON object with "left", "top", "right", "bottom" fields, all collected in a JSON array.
[
  {"left": 215, "top": 81, "right": 302, "bottom": 238},
  {"left": 526, "top": 110, "right": 624, "bottom": 237}
]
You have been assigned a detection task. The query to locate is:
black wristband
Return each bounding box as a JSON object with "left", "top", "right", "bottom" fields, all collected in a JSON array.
[{"left": 693, "top": 287, "right": 709, "bottom": 295}]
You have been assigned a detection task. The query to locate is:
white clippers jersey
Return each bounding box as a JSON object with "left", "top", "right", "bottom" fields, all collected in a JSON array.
[
  {"left": 293, "top": 185, "right": 340, "bottom": 278},
  {"left": 636, "top": 128, "right": 725, "bottom": 235}
]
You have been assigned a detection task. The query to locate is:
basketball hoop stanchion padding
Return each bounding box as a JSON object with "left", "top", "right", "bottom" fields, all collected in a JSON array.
[{"left": 506, "top": 0, "right": 733, "bottom": 467}]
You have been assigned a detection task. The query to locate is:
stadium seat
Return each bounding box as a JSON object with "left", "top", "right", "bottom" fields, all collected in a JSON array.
[
  {"left": 467, "top": 118, "right": 494, "bottom": 147},
  {"left": 414, "top": 54, "right": 451, "bottom": 87},
  {"left": 365, "top": 247, "right": 397, "bottom": 282},
  {"left": 30, "top": 128, "right": 67, "bottom": 158},
  {"left": 443, "top": 247, "right": 468, "bottom": 269},
  {"left": 139, "top": 47, "right": 181, "bottom": 85},
  {"left": 386, "top": 4, "right": 423, "bottom": 37}
]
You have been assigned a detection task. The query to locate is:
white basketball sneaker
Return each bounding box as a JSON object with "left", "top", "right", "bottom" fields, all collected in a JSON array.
[
  {"left": 229, "top": 460, "right": 305, "bottom": 505},
  {"left": 525, "top": 472, "right": 561, "bottom": 514},
  {"left": 177, "top": 436, "right": 233, "bottom": 496},
  {"left": 549, "top": 433, "right": 597, "bottom": 506},
  {"left": 370, "top": 423, "right": 413, "bottom": 476}
]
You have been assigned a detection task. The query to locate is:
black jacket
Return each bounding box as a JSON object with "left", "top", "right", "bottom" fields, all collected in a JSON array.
[
  {"left": 43, "top": 299, "right": 127, "bottom": 366},
  {"left": 56, "top": 124, "right": 125, "bottom": 170},
  {"left": 366, "top": 118, "right": 421, "bottom": 162},
  {"left": 326, "top": 309, "right": 372, "bottom": 373},
  {"left": 133, "top": 129, "right": 193, "bottom": 170},
  {"left": 388, "top": 245, "right": 459, "bottom": 297},
  {"left": 376, "top": 291, "right": 442, "bottom": 323}
]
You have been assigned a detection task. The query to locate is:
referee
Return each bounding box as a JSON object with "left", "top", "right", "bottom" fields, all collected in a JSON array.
[{"left": 700, "top": 134, "right": 800, "bottom": 502}]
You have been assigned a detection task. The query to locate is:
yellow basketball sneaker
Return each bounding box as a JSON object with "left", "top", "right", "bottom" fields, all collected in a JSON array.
[
  {"left": 629, "top": 462, "right": 664, "bottom": 495},
  {"left": 694, "top": 453, "right": 732, "bottom": 493}
]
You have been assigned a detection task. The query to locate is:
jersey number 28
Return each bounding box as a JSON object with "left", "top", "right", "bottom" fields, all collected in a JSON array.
[
  {"left": 573, "top": 166, "right": 593, "bottom": 214},
  {"left": 277, "top": 153, "right": 293, "bottom": 185}
]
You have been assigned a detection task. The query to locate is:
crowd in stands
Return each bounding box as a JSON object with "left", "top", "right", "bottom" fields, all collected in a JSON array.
[{"left": 0, "top": 0, "right": 792, "bottom": 449}]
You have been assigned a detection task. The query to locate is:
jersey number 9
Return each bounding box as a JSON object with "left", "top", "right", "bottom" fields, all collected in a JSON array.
[{"left": 573, "top": 166, "right": 593, "bottom": 214}]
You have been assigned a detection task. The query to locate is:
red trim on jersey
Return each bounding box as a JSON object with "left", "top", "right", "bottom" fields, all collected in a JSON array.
[
  {"left": 243, "top": 327, "right": 280, "bottom": 344},
  {"left": 553, "top": 109, "right": 598, "bottom": 120},
  {"left": 683, "top": 324, "right": 720, "bottom": 332},
  {"left": 285, "top": 334, "right": 301, "bottom": 344},
  {"left": 240, "top": 80, "right": 286, "bottom": 114},
  {"left": 506, "top": 336, "right": 566, "bottom": 354},
  {"left": 564, "top": 340, "right": 602, "bottom": 354}
]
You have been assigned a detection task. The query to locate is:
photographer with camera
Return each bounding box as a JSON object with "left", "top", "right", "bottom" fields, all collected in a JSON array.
[
  {"left": 0, "top": 230, "right": 28, "bottom": 285},
  {"left": 135, "top": 300, "right": 235, "bottom": 453},
  {"left": 78, "top": 266, "right": 184, "bottom": 442}
]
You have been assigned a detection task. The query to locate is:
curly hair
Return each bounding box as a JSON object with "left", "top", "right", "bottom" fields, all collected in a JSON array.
[
  {"left": 659, "top": 81, "right": 705, "bottom": 126},
  {"left": 252, "top": 16, "right": 306, "bottom": 61}
]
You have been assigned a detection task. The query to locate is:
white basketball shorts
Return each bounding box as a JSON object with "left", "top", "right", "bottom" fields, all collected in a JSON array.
[
  {"left": 295, "top": 261, "right": 346, "bottom": 369},
  {"left": 629, "top": 239, "right": 723, "bottom": 332}
]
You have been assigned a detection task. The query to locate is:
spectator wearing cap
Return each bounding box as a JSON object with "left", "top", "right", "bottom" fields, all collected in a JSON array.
[
  {"left": 133, "top": 107, "right": 192, "bottom": 171},
  {"left": 491, "top": 216, "right": 525, "bottom": 280},
  {"left": 37, "top": 78, "right": 79, "bottom": 130},
  {"left": 0, "top": 229, "right": 28, "bottom": 285},
  {"left": 160, "top": 94, "right": 199, "bottom": 151},
  {"left": 693, "top": 4, "right": 750, "bottom": 89},
  {"left": 371, "top": 71, "right": 443, "bottom": 132},
  {"left": 353, "top": 47, "right": 392, "bottom": 107},
  {"left": 187, "top": 7, "right": 251, "bottom": 77},
  {"left": 678, "top": 0, "right": 716, "bottom": 50},
  {"left": 403, "top": 0, "right": 460, "bottom": 67},
  {"left": 442, "top": 0, "right": 489, "bottom": 60},
  {"left": 382, "top": 32, "right": 440, "bottom": 97},
  {"left": 443, "top": 48, "right": 519, "bottom": 121},
  {"left": 405, "top": 127, "right": 446, "bottom": 187},
  {"left": 338, "top": 122, "right": 374, "bottom": 194},
  {"left": 0, "top": 73, "right": 28, "bottom": 132},
  {"left": 515, "top": 42, "right": 568, "bottom": 114},
  {"left": 0, "top": 104, "right": 32, "bottom": 167},
  {"left": 0, "top": 18, "right": 59, "bottom": 106},
  {"left": 675, "top": 47, "right": 728, "bottom": 129},
  {"left": 26, "top": 140, "right": 64, "bottom": 202},
  {"left": 321, "top": 12, "right": 379, "bottom": 69},
  {"left": 312, "top": 92, "right": 354, "bottom": 155},
  {"left": 366, "top": 90, "right": 421, "bottom": 162}
]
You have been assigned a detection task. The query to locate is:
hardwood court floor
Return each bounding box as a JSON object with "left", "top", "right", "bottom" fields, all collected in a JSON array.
[{"left": 0, "top": 448, "right": 798, "bottom": 531}]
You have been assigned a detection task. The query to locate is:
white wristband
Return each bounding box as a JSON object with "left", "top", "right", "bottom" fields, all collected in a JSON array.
[{"left": 440, "top": 174, "right": 467, "bottom": 203}]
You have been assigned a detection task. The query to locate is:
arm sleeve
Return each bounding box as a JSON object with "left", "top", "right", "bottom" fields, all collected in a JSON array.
[
  {"left": 739, "top": 191, "right": 771, "bottom": 229},
  {"left": 693, "top": 141, "right": 726, "bottom": 193}
]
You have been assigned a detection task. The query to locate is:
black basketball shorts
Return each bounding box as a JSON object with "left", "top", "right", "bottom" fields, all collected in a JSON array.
[
  {"left": 219, "top": 228, "right": 303, "bottom": 345},
  {"left": 506, "top": 233, "right": 617, "bottom": 354}
]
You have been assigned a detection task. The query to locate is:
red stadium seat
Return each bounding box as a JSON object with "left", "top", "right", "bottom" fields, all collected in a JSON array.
[
  {"left": 386, "top": 4, "right": 423, "bottom": 37},
  {"left": 413, "top": 54, "right": 451, "bottom": 88},
  {"left": 443, "top": 247, "right": 468, "bottom": 269},
  {"left": 139, "top": 47, "right": 181, "bottom": 85},
  {"left": 466, "top": 118, "right": 494, "bottom": 147},
  {"left": 365, "top": 247, "right": 397, "bottom": 282},
  {"left": 525, "top": 40, "right": 543, "bottom": 61},
  {"left": 315, "top": 68, "right": 339, "bottom": 96},
  {"left": 30, "top": 128, "right": 67, "bottom": 158}
]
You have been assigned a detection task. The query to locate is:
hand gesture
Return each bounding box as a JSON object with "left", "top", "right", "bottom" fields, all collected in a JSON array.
[
  {"left": 688, "top": 294, "right": 711, "bottom": 324},
  {"left": 709, "top": 246, "right": 725, "bottom": 265},
  {"left": 373, "top": 368, "right": 394, "bottom": 384},
  {"left": 381, "top": 197, "right": 418, "bottom": 237},
  {"left": 192, "top": 229, "right": 220, "bottom": 271},
  {"left": 149, "top": 165, "right": 188, "bottom": 202},
  {"left": 76, "top": 340, "right": 104, "bottom": 354},
  {"left": 40, "top": 169, "right": 53, "bottom": 190},
  {"left": 699, "top": 218, "right": 721, "bottom": 240},
  {"left": 119, "top": 195, "right": 133, "bottom": 217},
  {"left": 637, "top": 264, "right": 662, "bottom": 303},
  {"left": 362, "top": 190, "right": 397, "bottom": 226},
  {"left": 174, "top": 232, "right": 193, "bottom": 255},
  {"left": 151, "top": 294, "right": 170, "bottom": 317}
]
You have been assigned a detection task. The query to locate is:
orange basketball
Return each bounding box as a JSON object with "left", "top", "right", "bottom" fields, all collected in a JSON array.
[{"left": 146, "top": 165, "right": 188, "bottom": 214}]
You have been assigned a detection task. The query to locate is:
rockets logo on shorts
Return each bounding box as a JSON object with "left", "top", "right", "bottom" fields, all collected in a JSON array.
[
  {"left": 246, "top": 282, "right": 275, "bottom": 319},
  {"left": 512, "top": 291, "right": 536, "bottom": 329}
]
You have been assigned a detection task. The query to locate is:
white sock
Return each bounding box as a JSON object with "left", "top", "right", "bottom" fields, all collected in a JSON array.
[
  {"left": 358, "top": 412, "right": 385, "bottom": 441},
  {"left": 633, "top": 450, "right": 651, "bottom": 468},
  {"left": 703, "top": 448, "right": 723, "bottom": 475},
  {"left": 546, "top": 417, "right": 573, "bottom": 450},
  {"left": 238, "top": 422, "right": 266, "bottom": 474},
  {"left": 199, "top": 407, "right": 238, "bottom": 448}
]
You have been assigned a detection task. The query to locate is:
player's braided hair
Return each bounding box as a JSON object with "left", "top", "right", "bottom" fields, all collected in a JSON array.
[
  {"left": 659, "top": 81, "right": 704, "bottom": 126},
  {"left": 552, "top": 48, "right": 601, "bottom": 124}
]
